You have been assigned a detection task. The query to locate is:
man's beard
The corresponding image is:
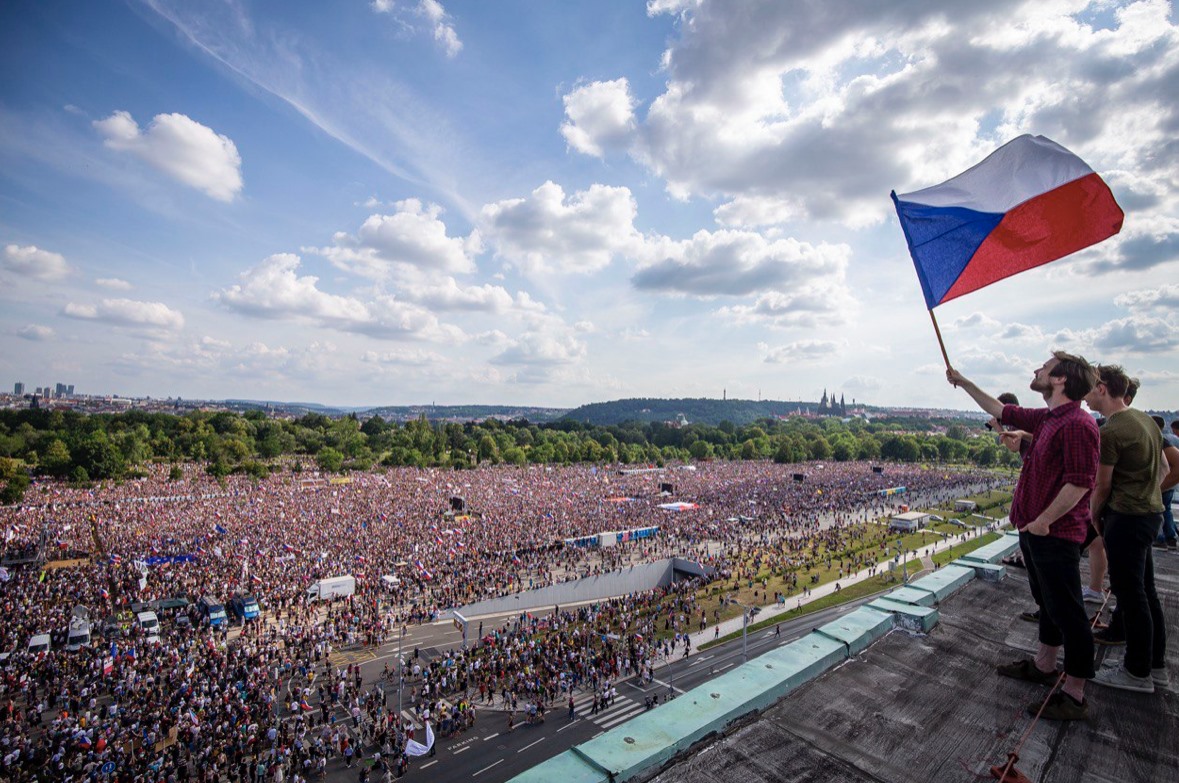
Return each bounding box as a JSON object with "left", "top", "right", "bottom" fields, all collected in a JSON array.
[{"left": 1030, "top": 376, "right": 1052, "bottom": 400}]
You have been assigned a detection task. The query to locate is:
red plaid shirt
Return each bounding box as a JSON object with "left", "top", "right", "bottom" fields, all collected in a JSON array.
[{"left": 1002, "top": 401, "right": 1099, "bottom": 543}]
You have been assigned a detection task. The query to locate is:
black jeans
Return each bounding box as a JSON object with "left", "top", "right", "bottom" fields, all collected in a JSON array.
[
  {"left": 1102, "top": 511, "right": 1166, "bottom": 677},
  {"left": 1019, "top": 532, "right": 1095, "bottom": 679}
]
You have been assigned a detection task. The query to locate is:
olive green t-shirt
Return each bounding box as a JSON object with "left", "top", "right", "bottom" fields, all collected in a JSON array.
[{"left": 1100, "top": 408, "right": 1164, "bottom": 515}]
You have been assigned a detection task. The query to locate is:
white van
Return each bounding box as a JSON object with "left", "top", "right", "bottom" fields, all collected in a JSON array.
[
  {"left": 136, "top": 611, "right": 161, "bottom": 643},
  {"left": 27, "top": 633, "right": 52, "bottom": 655},
  {"left": 66, "top": 617, "right": 92, "bottom": 651}
]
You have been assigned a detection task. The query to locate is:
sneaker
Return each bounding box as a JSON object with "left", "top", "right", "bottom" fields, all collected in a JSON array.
[
  {"left": 1151, "top": 668, "right": 1169, "bottom": 688},
  {"left": 1092, "top": 666, "right": 1154, "bottom": 693},
  {"left": 1081, "top": 587, "right": 1104, "bottom": 603},
  {"left": 997, "top": 658, "right": 1058, "bottom": 685},
  {"left": 1027, "top": 691, "right": 1089, "bottom": 720},
  {"left": 1019, "top": 609, "right": 1039, "bottom": 623},
  {"left": 1093, "top": 628, "right": 1125, "bottom": 646}
]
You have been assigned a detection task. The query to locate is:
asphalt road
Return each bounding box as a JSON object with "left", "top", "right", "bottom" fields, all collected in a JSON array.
[{"left": 321, "top": 597, "right": 876, "bottom": 783}]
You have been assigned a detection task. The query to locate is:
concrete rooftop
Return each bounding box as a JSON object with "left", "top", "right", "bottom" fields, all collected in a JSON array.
[{"left": 642, "top": 549, "right": 1179, "bottom": 783}]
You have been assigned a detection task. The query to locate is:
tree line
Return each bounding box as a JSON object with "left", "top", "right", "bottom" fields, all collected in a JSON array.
[{"left": 0, "top": 408, "right": 1017, "bottom": 502}]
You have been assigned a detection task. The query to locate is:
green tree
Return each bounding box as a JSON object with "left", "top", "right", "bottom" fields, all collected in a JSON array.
[
  {"left": 41, "top": 439, "right": 73, "bottom": 478},
  {"left": 72, "top": 431, "right": 125, "bottom": 480},
  {"left": 1, "top": 472, "right": 30, "bottom": 504},
  {"left": 316, "top": 447, "right": 345, "bottom": 473}
]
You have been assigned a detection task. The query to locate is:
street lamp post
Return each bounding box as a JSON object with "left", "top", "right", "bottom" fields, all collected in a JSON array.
[
  {"left": 398, "top": 625, "right": 406, "bottom": 718},
  {"left": 731, "top": 600, "right": 753, "bottom": 663}
]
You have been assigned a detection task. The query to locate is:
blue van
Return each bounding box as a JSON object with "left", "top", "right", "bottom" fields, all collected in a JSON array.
[{"left": 197, "top": 595, "right": 228, "bottom": 627}]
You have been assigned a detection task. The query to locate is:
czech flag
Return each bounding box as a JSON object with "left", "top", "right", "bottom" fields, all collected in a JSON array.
[{"left": 892, "top": 135, "right": 1123, "bottom": 309}]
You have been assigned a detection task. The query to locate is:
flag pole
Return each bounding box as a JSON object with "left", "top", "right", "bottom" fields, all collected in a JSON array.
[{"left": 928, "top": 309, "right": 951, "bottom": 369}]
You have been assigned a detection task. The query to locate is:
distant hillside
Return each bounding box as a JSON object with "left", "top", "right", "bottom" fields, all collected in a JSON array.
[
  {"left": 562, "top": 398, "right": 832, "bottom": 426},
  {"left": 363, "top": 404, "right": 569, "bottom": 423}
]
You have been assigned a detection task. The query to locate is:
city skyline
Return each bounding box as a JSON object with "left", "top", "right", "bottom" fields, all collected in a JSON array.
[{"left": 2, "top": 2, "right": 1177, "bottom": 410}]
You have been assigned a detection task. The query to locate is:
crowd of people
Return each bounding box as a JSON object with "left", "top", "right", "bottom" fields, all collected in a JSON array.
[{"left": 0, "top": 457, "right": 1003, "bottom": 780}]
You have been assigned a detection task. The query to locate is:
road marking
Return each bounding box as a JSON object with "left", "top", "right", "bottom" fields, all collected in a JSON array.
[
  {"left": 421, "top": 761, "right": 438, "bottom": 768},
  {"left": 473, "top": 760, "right": 503, "bottom": 776},
  {"left": 717, "top": 662, "right": 734, "bottom": 671},
  {"left": 650, "top": 678, "right": 684, "bottom": 694},
  {"left": 557, "top": 719, "right": 579, "bottom": 732},
  {"left": 483, "top": 732, "right": 500, "bottom": 741},
  {"left": 454, "top": 746, "right": 470, "bottom": 755},
  {"left": 518, "top": 737, "right": 545, "bottom": 753},
  {"left": 597, "top": 704, "right": 645, "bottom": 729}
]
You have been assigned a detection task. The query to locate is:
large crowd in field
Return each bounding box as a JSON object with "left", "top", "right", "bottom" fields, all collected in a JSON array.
[{"left": 0, "top": 459, "right": 1002, "bottom": 781}]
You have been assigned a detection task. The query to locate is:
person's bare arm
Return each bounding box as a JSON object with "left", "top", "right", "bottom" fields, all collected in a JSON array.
[
  {"left": 1161, "top": 445, "right": 1179, "bottom": 493},
  {"left": 946, "top": 368, "right": 1004, "bottom": 419}
]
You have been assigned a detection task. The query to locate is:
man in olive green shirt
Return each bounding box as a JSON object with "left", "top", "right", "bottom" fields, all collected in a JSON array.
[{"left": 1085, "top": 364, "right": 1166, "bottom": 692}]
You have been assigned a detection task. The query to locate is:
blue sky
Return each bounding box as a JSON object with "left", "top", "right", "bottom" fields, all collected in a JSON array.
[{"left": 2, "top": 0, "right": 1177, "bottom": 410}]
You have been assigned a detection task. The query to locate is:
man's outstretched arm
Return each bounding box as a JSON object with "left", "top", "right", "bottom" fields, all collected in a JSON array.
[{"left": 946, "top": 368, "right": 1004, "bottom": 419}]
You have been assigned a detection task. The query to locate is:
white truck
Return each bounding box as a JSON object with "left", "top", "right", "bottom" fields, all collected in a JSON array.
[{"left": 306, "top": 575, "right": 356, "bottom": 602}]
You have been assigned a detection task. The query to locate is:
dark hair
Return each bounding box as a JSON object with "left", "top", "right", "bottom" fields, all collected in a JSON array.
[
  {"left": 1152, "top": 415, "right": 1165, "bottom": 430},
  {"left": 1050, "top": 351, "right": 1098, "bottom": 402},
  {"left": 997, "top": 392, "right": 1019, "bottom": 405},
  {"left": 1095, "top": 364, "right": 1130, "bottom": 400},
  {"left": 1125, "top": 377, "right": 1139, "bottom": 403}
]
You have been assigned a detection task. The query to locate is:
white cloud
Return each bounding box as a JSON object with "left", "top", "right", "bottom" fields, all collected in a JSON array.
[
  {"left": 1083, "top": 316, "right": 1179, "bottom": 355},
  {"left": 482, "top": 181, "right": 642, "bottom": 275},
  {"left": 1114, "top": 283, "right": 1179, "bottom": 311},
  {"left": 490, "top": 314, "right": 589, "bottom": 369},
  {"left": 214, "top": 253, "right": 463, "bottom": 342},
  {"left": 361, "top": 348, "right": 448, "bottom": 367},
  {"left": 215, "top": 253, "right": 366, "bottom": 322},
  {"left": 718, "top": 286, "right": 856, "bottom": 329},
  {"left": 401, "top": 277, "right": 546, "bottom": 315},
  {"left": 632, "top": 229, "right": 850, "bottom": 298},
  {"left": 561, "top": 79, "right": 637, "bottom": 157},
  {"left": 371, "top": 0, "right": 462, "bottom": 58},
  {"left": 113, "top": 337, "right": 343, "bottom": 383},
  {"left": 93, "top": 110, "right": 242, "bottom": 201},
  {"left": 759, "top": 339, "right": 844, "bottom": 364},
  {"left": 95, "top": 277, "right": 133, "bottom": 290},
  {"left": 16, "top": 324, "right": 55, "bottom": 341},
  {"left": 593, "top": 0, "right": 1179, "bottom": 246},
  {"left": 419, "top": 0, "right": 462, "bottom": 58},
  {"left": 63, "top": 298, "right": 185, "bottom": 331},
  {"left": 3, "top": 244, "right": 70, "bottom": 282},
  {"left": 308, "top": 199, "right": 477, "bottom": 280},
  {"left": 843, "top": 375, "right": 882, "bottom": 394}
]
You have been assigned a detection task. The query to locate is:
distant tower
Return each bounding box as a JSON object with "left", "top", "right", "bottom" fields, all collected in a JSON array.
[
  {"left": 820, "top": 389, "right": 829, "bottom": 413},
  {"left": 840, "top": 393, "right": 846, "bottom": 416},
  {"left": 723, "top": 388, "right": 726, "bottom": 401},
  {"left": 13, "top": 382, "right": 24, "bottom": 395}
]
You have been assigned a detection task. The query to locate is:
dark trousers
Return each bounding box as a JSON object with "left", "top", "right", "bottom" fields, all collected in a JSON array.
[
  {"left": 1103, "top": 511, "right": 1166, "bottom": 677},
  {"left": 1020, "top": 532, "right": 1095, "bottom": 679}
]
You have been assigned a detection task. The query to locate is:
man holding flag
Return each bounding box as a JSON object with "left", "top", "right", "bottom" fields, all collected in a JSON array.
[{"left": 947, "top": 354, "right": 1100, "bottom": 720}]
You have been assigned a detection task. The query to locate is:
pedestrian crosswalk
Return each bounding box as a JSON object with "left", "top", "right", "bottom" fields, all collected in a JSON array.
[
  {"left": 399, "top": 696, "right": 456, "bottom": 730},
  {"left": 570, "top": 689, "right": 646, "bottom": 730}
]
